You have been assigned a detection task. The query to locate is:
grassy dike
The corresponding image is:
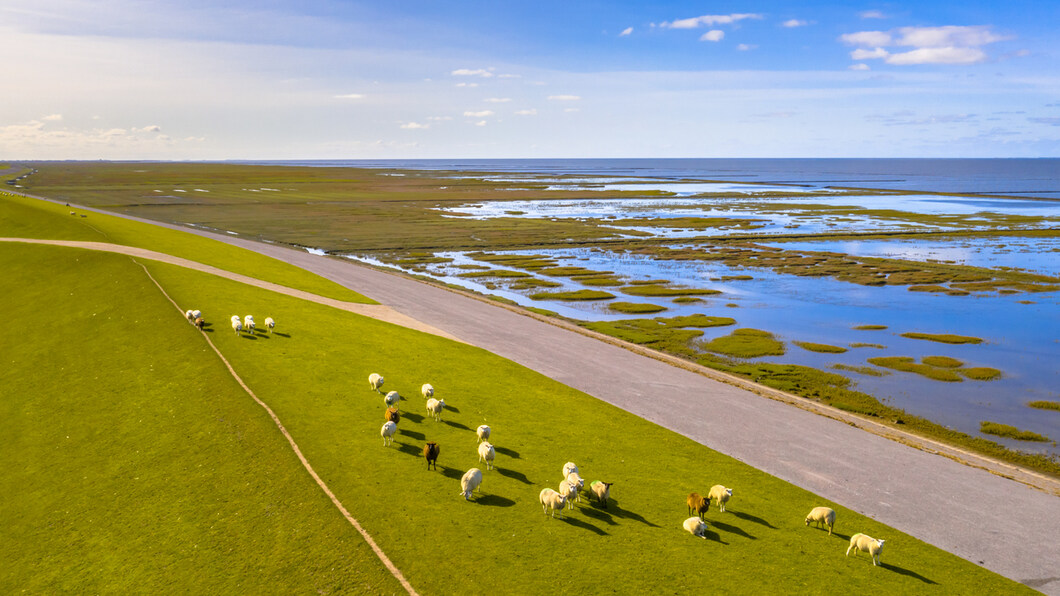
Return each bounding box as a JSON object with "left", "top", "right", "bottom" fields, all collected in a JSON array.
[{"left": 0, "top": 186, "right": 1034, "bottom": 592}]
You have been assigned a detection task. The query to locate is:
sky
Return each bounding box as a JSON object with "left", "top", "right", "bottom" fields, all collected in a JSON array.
[{"left": 1, "top": 0, "right": 1058, "bottom": 159}]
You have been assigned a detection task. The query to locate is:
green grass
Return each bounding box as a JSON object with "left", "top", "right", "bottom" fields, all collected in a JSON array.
[
  {"left": 619, "top": 284, "right": 722, "bottom": 297},
  {"left": 793, "top": 341, "right": 848, "bottom": 354},
  {"left": 979, "top": 422, "right": 1052, "bottom": 443},
  {"left": 849, "top": 342, "right": 886, "bottom": 349},
  {"left": 608, "top": 301, "right": 668, "bottom": 314},
  {"left": 832, "top": 363, "right": 890, "bottom": 377},
  {"left": 528, "top": 289, "right": 615, "bottom": 301},
  {"left": 702, "top": 328, "right": 786, "bottom": 359},
  {"left": 853, "top": 324, "right": 888, "bottom": 330},
  {"left": 900, "top": 332, "right": 984, "bottom": 345},
  {"left": 867, "top": 357, "right": 963, "bottom": 382},
  {"left": 1028, "top": 401, "right": 1060, "bottom": 412},
  {"left": 455, "top": 269, "right": 531, "bottom": 278},
  {"left": 961, "top": 367, "right": 1002, "bottom": 381},
  {"left": 922, "top": 356, "right": 963, "bottom": 368},
  {"left": 0, "top": 190, "right": 371, "bottom": 303},
  {"left": 582, "top": 315, "right": 735, "bottom": 355}
]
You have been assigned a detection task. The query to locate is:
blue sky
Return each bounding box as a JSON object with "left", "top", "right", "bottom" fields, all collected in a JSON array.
[{"left": 1, "top": 0, "right": 1058, "bottom": 159}]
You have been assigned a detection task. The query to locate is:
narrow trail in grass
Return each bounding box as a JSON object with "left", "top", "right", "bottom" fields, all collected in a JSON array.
[
  {"left": 0, "top": 238, "right": 461, "bottom": 343},
  {"left": 131, "top": 257, "right": 421, "bottom": 596}
]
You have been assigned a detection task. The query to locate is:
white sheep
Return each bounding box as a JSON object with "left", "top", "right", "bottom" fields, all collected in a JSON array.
[
  {"left": 264, "top": 317, "right": 275, "bottom": 333},
  {"left": 709, "top": 485, "right": 733, "bottom": 513},
  {"left": 565, "top": 472, "right": 585, "bottom": 503},
  {"left": 589, "top": 481, "right": 613, "bottom": 509},
  {"left": 380, "top": 421, "right": 397, "bottom": 447},
  {"left": 683, "top": 516, "right": 709, "bottom": 539},
  {"left": 459, "top": 468, "right": 483, "bottom": 501},
  {"left": 384, "top": 391, "right": 401, "bottom": 408},
  {"left": 478, "top": 441, "right": 495, "bottom": 470},
  {"left": 421, "top": 383, "right": 434, "bottom": 399},
  {"left": 847, "top": 533, "right": 885, "bottom": 566},
  {"left": 426, "top": 398, "right": 445, "bottom": 421},
  {"left": 805, "top": 507, "right": 836, "bottom": 535},
  {"left": 368, "top": 373, "right": 384, "bottom": 393},
  {"left": 476, "top": 425, "right": 491, "bottom": 443},
  {"left": 539, "top": 488, "right": 568, "bottom": 518},
  {"left": 231, "top": 316, "right": 243, "bottom": 335},
  {"left": 243, "top": 315, "right": 255, "bottom": 333},
  {"left": 562, "top": 462, "right": 579, "bottom": 478},
  {"left": 558, "top": 479, "right": 578, "bottom": 509}
]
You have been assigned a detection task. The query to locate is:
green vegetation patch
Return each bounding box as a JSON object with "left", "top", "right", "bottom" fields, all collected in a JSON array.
[
  {"left": 672, "top": 296, "right": 703, "bottom": 304},
  {"left": 867, "top": 357, "right": 963, "bottom": 382},
  {"left": 620, "top": 284, "right": 722, "bottom": 297},
  {"left": 853, "top": 324, "right": 888, "bottom": 330},
  {"left": 832, "top": 363, "right": 890, "bottom": 377},
  {"left": 456, "top": 269, "right": 531, "bottom": 278},
  {"left": 579, "top": 276, "right": 624, "bottom": 286},
  {"left": 582, "top": 315, "right": 735, "bottom": 355},
  {"left": 528, "top": 289, "right": 615, "bottom": 301},
  {"left": 609, "top": 302, "right": 668, "bottom": 314},
  {"left": 1029, "top": 400, "right": 1060, "bottom": 412},
  {"left": 980, "top": 422, "right": 1052, "bottom": 443},
  {"left": 537, "top": 266, "right": 614, "bottom": 278},
  {"left": 703, "top": 328, "right": 786, "bottom": 359},
  {"left": 793, "top": 341, "right": 848, "bottom": 354},
  {"left": 901, "top": 332, "right": 984, "bottom": 345},
  {"left": 506, "top": 278, "right": 563, "bottom": 290},
  {"left": 961, "top": 367, "right": 1002, "bottom": 381},
  {"left": 922, "top": 356, "right": 963, "bottom": 368},
  {"left": 849, "top": 342, "right": 886, "bottom": 349}
]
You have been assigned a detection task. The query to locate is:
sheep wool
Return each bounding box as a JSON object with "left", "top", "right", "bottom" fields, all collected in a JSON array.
[
  {"left": 264, "top": 317, "right": 275, "bottom": 333},
  {"left": 476, "top": 425, "right": 491, "bottom": 443},
  {"left": 847, "top": 533, "right": 885, "bottom": 566},
  {"left": 708, "top": 485, "right": 733, "bottom": 513},
  {"left": 589, "top": 481, "right": 613, "bottom": 509},
  {"left": 459, "top": 468, "right": 483, "bottom": 501},
  {"left": 380, "top": 421, "right": 397, "bottom": 447},
  {"left": 687, "top": 492, "right": 709, "bottom": 519},
  {"left": 231, "top": 317, "right": 243, "bottom": 335},
  {"left": 426, "top": 398, "right": 445, "bottom": 421},
  {"left": 539, "top": 488, "right": 568, "bottom": 517},
  {"left": 243, "top": 315, "right": 255, "bottom": 333},
  {"left": 562, "top": 462, "right": 579, "bottom": 477},
  {"left": 558, "top": 480, "right": 578, "bottom": 510},
  {"left": 683, "top": 516, "right": 709, "bottom": 539},
  {"left": 805, "top": 507, "right": 836, "bottom": 535},
  {"left": 478, "top": 441, "right": 495, "bottom": 470},
  {"left": 384, "top": 391, "right": 401, "bottom": 408},
  {"left": 421, "top": 383, "right": 434, "bottom": 399},
  {"left": 368, "top": 373, "right": 384, "bottom": 393}
]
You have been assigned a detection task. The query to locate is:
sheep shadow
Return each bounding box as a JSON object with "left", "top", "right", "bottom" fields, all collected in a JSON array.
[
  {"left": 698, "top": 528, "right": 727, "bottom": 544},
  {"left": 495, "top": 467, "right": 532, "bottom": 485},
  {"left": 607, "top": 500, "right": 660, "bottom": 528},
  {"left": 239, "top": 334, "right": 259, "bottom": 340},
  {"left": 580, "top": 505, "right": 618, "bottom": 526},
  {"left": 402, "top": 412, "right": 425, "bottom": 424},
  {"left": 442, "top": 420, "right": 472, "bottom": 431},
  {"left": 444, "top": 405, "right": 461, "bottom": 413},
  {"left": 554, "top": 515, "right": 608, "bottom": 535},
  {"left": 879, "top": 563, "right": 937, "bottom": 584},
  {"left": 494, "top": 446, "right": 520, "bottom": 459},
  {"left": 731, "top": 510, "right": 777, "bottom": 529},
  {"left": 440, "top": 466, "right": 464, "bottom": 480},
  {"left": 711, "top": 520, "right": 756, "bottom": 540},
  {"left": 474, "top": 494, "right": 516, "bottom": 508},
  {"left": 398, "top": 429, "right": 425, "bottom": 441},
  {"left": 273, "top": 332, "right": 291, "bottom": 338},
  {"left": 396, "top": 442, "right": 422, "bottom": 457},
  {"left": 830, "top": 531, "right": 853, "bottom": 541}
]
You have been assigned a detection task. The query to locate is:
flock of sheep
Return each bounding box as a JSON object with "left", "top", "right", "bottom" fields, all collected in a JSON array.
[
  {"left": 366, "top": 371, "right": 886, "bottom": 566},
  {"left": 185, "top": 309, "right": 276, "bottom": 337}
]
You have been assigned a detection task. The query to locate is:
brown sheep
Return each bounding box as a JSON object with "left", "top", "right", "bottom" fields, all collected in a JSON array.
[
  {"left": 687, "top": 492, "right": 710, "bottom": 519},
  {"left": 384, "top": 407, "right": 400, "bottom": 425},
  {"left": 194, "top": 317, "right": 205, "bottom": 330},
  {"left": 423, "top": 442, "right": 440, "bottom": 471}
]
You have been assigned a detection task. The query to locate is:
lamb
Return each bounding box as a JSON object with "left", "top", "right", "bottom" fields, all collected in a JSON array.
[
  {"left": 562, "top": 462, "right": 579, "bottom": 477},
  {"left": 805, "top": 507, "right": 836, "bottom": 535},
  {"left": 264, "top": 317, "right": 275, "bottom": 333},
  {"left": 708, "top": 485, "right": 733, "bottom": 513},
  {"left": 421, "top": 383, "right": 434, "bottom": 399},
  {"left": 380, "top": 421, "right": 397, "bottom": 447},
  {"left": 368, "top": 373, "right": 384, "bottom": 393},
  {"left": 194, "top": 317, "right": 205, "bottom": 330},
  {"left": 589, "top": 481, "right": 613, "bottom": 509},
  {"left": 384, "top": 407, "right": 401, "bottom": 425},
  {"left": 231, "top": 316, "right": 243, "bottom": 335},
  {"left": 423, "top": 442, "right": 440, "bottom": 471},
  {"left": 564, "top": 472, "right": 585, "bottom": 503},
  {"left": 476, "top": 425, "right": 491, "bottom": 443},
  {"left": 384, "top": 391, "right": 401, "bottom": 408},
  {"left": 539, "top": 488, "right": 568, "bottom": 518},
  {"left": 846, "top": 533, "right": 885, "bottom": 566},
  {"left": 683, "top": 516, "right": 709, "bottom": 539},
  {"left": 687, "top": 492, "right": 710, "bottom": 519},
  {"left": 558, "top": 479, "right": 578, "bottom": 509},
  {"left": 243, "top": 315, "right": 255, "bottom": 333},
  {"left": 478, "top": 441, "right": 495, "bottom": 470},
  {"left": 426, "top": 398, "right": 445, "bottom": 421},
  {"left": 185, "top": 309, "right": 201, "bottom": 323},
  {"left": 186, "top": 309, "right": 194, "bottom": 321},
  {"left": 459, "top": 468, "right": 482, "bottom": 501}
]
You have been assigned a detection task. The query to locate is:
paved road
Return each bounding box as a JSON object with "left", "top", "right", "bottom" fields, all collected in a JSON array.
[{"left": 18, "top": 193, "right": 1060, "bottom": 593}]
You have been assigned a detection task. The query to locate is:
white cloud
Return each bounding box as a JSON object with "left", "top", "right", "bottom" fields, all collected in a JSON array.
[
  {"left": 840, "top": 25, "right": 1005, "bottom": 66},
  {"left": 782, "top": 19, "right": 809, "bottom": 28},
  {"left": 455, "top": 82, "right": 479, "bottom": 88},
  {"left": 514, "top": 109, "right": 537, "bottom": 116},
  {"left": 1029, "top": 117, "right": 1060, "bottom": 126},
  {"left": 484, "top": 97, "right": 511, "bottom": 103},
  {"left": 136, "top": 125, "right": 162, "bottom": 133},
  {"left": 334, "top": 93, "right": 365, "bottom": 99},
  {"left": 661, "top": 13, "right": 762, "bottom": 29},
  {"left": 497, "top": 73, "right": 521, "bottom": 79},
  {"left": 400, "top": 122, "right": 428, "bottom": 129},
  {"left": 464, "top": 110, "right": 494, "bottom": 117},
  {"left": 840, "top": 31, "right": 892, "bottom": 47},
  {"left": 700, "top": 30, "right": 725, "bottom": 42},
  {"left": 851, "top": 47, "right": 889, "bottom": 60},
  {"left": 737, "top": 44, "right": 757, "bottom": 51},
  {"left": 620, "top": 27, "right": 633, "bottom": 36},
  {"left": 548, "top": 95, "right": 581, "bottom": 101},
  {"left": 895, "top": 26, "right": 1005, "bottom": 48},
  {"left": 451, "top": 68, "right": 494, "bottom": 77},
  {"left": 849, "top": 63, "right": 871, "bottom": 71},
  {"left": 860, "top": 10, "right": 886, "bottom": 19},
  {"left": 42, "top": 113, "right": 63, "bottom": 121},
  {"left": 0, "top": 118, "right": 180, "bottom": 158},
  {"left": 427, "top": 116, "right": 453, "bottom": 121},
  {"left": 474, "top": 120, "right": 487, "bottom": 127},
  {"left": 886, "top": 47, "right": 987, "bottom": 65},
  {"left": 564, "top": 108, "right": 580, "bottom": 113}
]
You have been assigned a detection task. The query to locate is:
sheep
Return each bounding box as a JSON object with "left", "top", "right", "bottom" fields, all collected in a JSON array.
[
  {"left": 846, "top": 533, "right": 885, "bottom": 566},
  {"left": 564, "top": 472, "right": 585, "bottom": 503},
  {"left": 558, "top": 479, "right": 578, "bottom": 509},
  {"left": 368, "top": 373, "right": 384, "bottom": 393},
  {"left": 476, "top": 425, "right": 491, "bottom": 443},
  {"left": 185, "top": 309, "right": 195, "bottom": 322},
  {"left": 562, "top": 462, "right": 579, "bottom": 478},
  {"left": 231, "top": 316, "right": 243, "bottom": 335},
  {"left": 708, "top": 485, "right": 733, "bottom": 513},
  {"left": 459, "top": 468, "right": 482, "bottom": 501},
  {"left": 421, "top": 383, "right": 434, "bottom": 399},
  {"left": 384, "top": 407, "right": 400, "bottom": 425},
  {"left": 805, "top": 507, "right": 836, "bottom": 535},
  {"left": 426, "top": 398, "right": 445, "bottom": 421},
  {"left": 243, "top": 315, "right": 255, "bottom": 333},
  {"left": 478, "top": 441, "right": 495, "bottom": 470},
  {"left": 423, "top": 442, "right": 440, "bottom": 471},
  {"left": 589, "top": 481, "right": 613, "bottom": 509},
  {"left": 264, "top": 317, "right": 275, "bottom": 333},
  {"left": 384, "top": 391, "right": 401, "bottom": 408},
  {"left": 190, "top": 309, "right": 201, "bottom": 321},
  {"left": 539, "top": 488, "right": 568, "bottom": 518},
  {"left": 683, "top": 516, "right": 709, "bottom": 539},
  {"left": 380, "top": 421, "right": 397, "bottom": 447},
  {"left": 194, "top": 317, "right": 205, "bottom": 330},
  {"left": 687, "top": 492, "right": 710, "bottom": 519}
]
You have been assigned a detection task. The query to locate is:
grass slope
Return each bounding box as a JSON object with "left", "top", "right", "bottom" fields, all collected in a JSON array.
[
  {"left": 140, "top": 257, "right": 1031, "bottom": 594},
  {"left": 0, "top": 244, "right": 401, "bottom": 594}
]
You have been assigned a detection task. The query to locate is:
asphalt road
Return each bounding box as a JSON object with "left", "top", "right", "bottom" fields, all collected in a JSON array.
[{"left": 18, "top": 193, "right": 1060, "bottom": 593}]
